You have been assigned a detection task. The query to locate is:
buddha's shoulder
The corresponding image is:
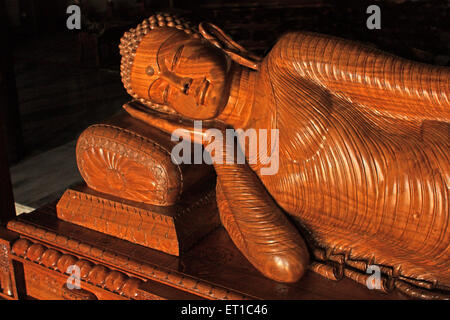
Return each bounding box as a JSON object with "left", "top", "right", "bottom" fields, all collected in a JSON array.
[{"left": 267, "top": 31, "right": 332, "bottom": 56}]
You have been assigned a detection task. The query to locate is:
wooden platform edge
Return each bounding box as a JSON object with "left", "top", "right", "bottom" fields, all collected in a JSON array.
[{"left": 6, "top": 216, "right": 255, "bottom": 300}]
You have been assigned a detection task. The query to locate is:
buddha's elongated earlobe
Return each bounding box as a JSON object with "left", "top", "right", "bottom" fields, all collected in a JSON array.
[{"left": 199, "top": 22, "right": 262, "bottom": 71}]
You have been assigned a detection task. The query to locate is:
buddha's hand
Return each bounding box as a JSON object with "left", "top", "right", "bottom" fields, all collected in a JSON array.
[{"left": 123, "top": 102, "right": 225, "bottom": 147}]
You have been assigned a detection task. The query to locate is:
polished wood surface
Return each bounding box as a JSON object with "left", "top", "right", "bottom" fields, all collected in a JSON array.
[
  {"left": 62, "top": 111, "right": 219, "bottom": 255},
  {"left": 6, "top": 205, "right": 409, "bottom": 300},
  {"left": 76, "top": 123, "right": 185, "bottom": 206},
  {"left": 118, "top": 13, "right": 449, "bottom": 299},
  {"left": 57, "top": 182, "right": 219, "bottom": 256},
  {"left": 76, "top": 112, "right": 214, "bottom": 206},
  {"left": 0, "top": 228, "right": 19, "bottom": 299}
]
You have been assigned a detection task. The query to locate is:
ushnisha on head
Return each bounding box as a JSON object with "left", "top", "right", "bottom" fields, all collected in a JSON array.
[{"left": 119, "top": 13, "right": 261, "bottom": 120}]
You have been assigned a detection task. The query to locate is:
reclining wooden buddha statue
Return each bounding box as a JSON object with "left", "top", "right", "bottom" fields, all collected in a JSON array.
[{"left": 89, "top": 13, "right": 449, "bottom": 299}]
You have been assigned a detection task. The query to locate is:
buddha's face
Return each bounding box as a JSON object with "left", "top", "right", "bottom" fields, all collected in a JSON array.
[{"left": 130, "top": 28, "right": 232, "bottom": 119}]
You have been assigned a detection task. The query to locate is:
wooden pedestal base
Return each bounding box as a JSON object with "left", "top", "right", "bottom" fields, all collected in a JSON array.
[
  {"left": 56, "top": 182, "right": 219, "bottom": 256},
  {"left": 2, "top": 205, "right": 409, "bottom": 300}
]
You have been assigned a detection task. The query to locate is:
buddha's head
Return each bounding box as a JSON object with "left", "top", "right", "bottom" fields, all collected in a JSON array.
[{"left": 120, "top": 13, "right": 260, "bottom": 120}]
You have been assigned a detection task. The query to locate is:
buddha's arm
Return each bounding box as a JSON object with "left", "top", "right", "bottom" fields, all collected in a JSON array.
[
  {"left": 125, "top": 102, "right": 310, "bottom": 283},
  {"left": 269, "top": 31, "right": 449, "bottom": 122},
  {"left": 123, "top": 102, "right": 213, "bottom": 144},
  {"left": 213, "top": 142, "right": 310, "bottom": 283}
]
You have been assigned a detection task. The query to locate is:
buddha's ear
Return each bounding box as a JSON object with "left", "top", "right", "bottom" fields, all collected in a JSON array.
[{"left": 199, "top": 22, "right": 262, "bottom": 71}]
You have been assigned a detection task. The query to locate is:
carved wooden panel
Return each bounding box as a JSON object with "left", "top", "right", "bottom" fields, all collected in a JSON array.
[
  {"left": 24, "top": 264, "right": 63, "bottom": 300},
  {"left": 56, "top": 182, "right": 219, "bottom": 256},
  {"left": 11, "top": 238, "right": 147, "bottom": 300},
  {"left": 7, "top": 215, "right": 252, "bottom": 300},
  {"left": 77, "top": 124, "right": 182, "bottom": 207},
  {"left": 76, "top": 114, "right": 215, "bottom": 207},
  {"left": 0, "top": 242, "right": 13, "bottom": 298}
]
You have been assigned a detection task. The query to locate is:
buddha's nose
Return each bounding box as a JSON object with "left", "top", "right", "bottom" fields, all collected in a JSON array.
[{"left": 159, "top": 59, "right": 192, "bottom": 94}]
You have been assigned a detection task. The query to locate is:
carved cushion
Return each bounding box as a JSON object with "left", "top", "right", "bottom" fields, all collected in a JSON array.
[{"left": 76, "top": 113, "right": 213, "bottom": 206}]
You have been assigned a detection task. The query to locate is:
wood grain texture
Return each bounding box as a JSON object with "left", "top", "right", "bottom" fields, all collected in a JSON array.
[
  {"left": 0, "top": 228, "right": 19, "bottom": 299},
  {"left": 11, "top": 238, "right": 141, "bottom": 299},
  {"left": 119, "top": 14, "right": 449, "bottom": 299},
  {"left": 6, "top": 206, "right": 410, "bottom": 300},
  {"left": 0, "top": 243, "right": 13, "bottom": 297},
  {"left": 70, "top": 112, "right": 219, "bottom": 255},
  {"left": 76, "top": 113, "right": 214, "bottom": 207},
  {"left": 56, "top": 183, "right": 220, "bottom": 256},
  {"left": 77, "top": 124, "right": 182, "bottom": 206},
  {"left": 10, "top": 236, "right": 203, "bottom": 300},
  {"left": 7, "top": 209, "right": 254, "bottom": 300}
]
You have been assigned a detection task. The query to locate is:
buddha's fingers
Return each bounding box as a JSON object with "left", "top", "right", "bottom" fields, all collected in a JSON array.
[
  {"left": 215, "top": 161, "right": 310, "bottom": 283},
  {"left": 123, "top": 102, "right": 207, "bottom": 145}
]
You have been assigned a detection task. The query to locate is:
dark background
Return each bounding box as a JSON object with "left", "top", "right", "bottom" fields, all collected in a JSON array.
[{"left": 0, "top": 0, "right": 448, "bottom": 210}]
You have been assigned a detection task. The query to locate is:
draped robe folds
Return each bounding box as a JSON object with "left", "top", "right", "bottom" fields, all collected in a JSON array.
[{"left": 239, "top": 32, "right": 449, "bottom": 287}]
